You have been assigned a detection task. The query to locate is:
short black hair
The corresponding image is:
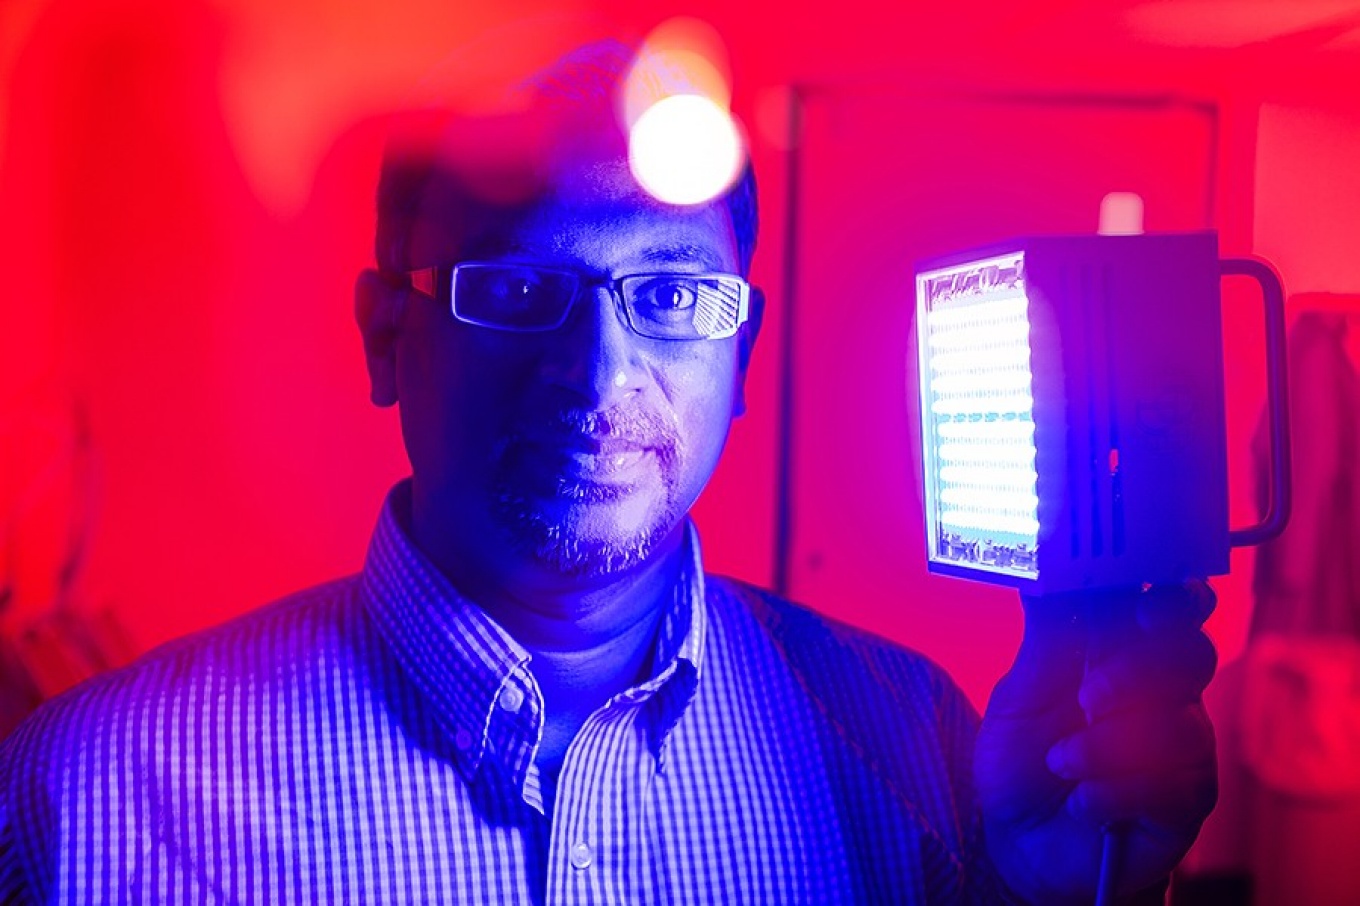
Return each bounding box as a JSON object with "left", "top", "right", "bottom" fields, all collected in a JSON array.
[{"left": 374, "top": 39, "right": 758, "bottom": 276}]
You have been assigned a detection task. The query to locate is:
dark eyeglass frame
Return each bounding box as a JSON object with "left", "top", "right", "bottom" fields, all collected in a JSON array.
[{"left": 405, "top": 262, "right": 751, "bottom": 341}]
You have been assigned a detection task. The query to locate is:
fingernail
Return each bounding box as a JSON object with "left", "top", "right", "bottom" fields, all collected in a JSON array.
[
  {"left": 1080, "top": 673, "right": 1113, "bottom": 716},
  {"left": 1046, "top": 741, "right": 1075, "bottom": 779},
  {"left": 1065, "top": 786, "right": 1090, "bottom": 821}
]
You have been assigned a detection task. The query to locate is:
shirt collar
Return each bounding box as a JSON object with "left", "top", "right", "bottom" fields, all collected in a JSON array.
[
  {"left": 359, "top": 481, "right": 707, "bottom": 783},
  {"left": 360, "top": 483, "right": 531, "bottom": 780}
]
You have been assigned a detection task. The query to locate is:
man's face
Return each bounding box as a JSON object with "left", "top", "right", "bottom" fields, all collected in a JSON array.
[{"left": 390, "top": 154, "right": 751, "bottom": 588}]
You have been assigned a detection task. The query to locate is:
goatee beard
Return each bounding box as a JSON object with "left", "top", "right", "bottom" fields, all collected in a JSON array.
[
  {"left": 492, "top": 488, "right": 673, "bottom": 578},
  {"left": 490, "top": 406, "right": 682, "bottom": 578}
]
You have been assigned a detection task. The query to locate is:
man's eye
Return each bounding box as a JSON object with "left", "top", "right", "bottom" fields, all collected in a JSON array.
[
  {"left": 637, "top": 279, "right": 697, "bottom": 312},
  {"left": 489, "top": 275, "right": 547, "bottom": 305},
  {"left": 496, "top": 278, "right": 532, "bottom": 297}
]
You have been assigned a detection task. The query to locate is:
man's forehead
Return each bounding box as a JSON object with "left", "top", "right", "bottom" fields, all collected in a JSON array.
[{"left": 411, "top": 150, "right": 738, "bottom": 270}]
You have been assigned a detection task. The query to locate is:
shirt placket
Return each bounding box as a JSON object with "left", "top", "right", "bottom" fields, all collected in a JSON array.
[
  {"left": 544, "top": 692, "right": 656, "bottom": 906},
  {"left": 483, "top": 669, "right": 542, "bottom": 800}
]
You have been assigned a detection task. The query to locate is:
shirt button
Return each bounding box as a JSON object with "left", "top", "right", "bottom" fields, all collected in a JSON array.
[
  {"left": 454, "top": 728, "right": 473, "bottom": 751},
  {"left": 569, "top": 842, "right": 593, "bottom": 870},
  {"left": 498, "top": 685, "right": 524, "bottom": 713}
]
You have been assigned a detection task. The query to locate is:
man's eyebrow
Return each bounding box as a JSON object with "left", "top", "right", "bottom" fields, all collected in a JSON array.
[
  {"left": 638, "top": 244, "right": 726, "bottom": 270},
  {"left": 461, "top": 236, "right": 533, "bottom": 261}
]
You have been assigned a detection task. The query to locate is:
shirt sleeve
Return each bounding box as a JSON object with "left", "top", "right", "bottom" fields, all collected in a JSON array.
[
  {"left": 913, "top": 657, "right": 1025, "bottom": 905},
  {"left": 0, "top": 742, "right": 35, "bottom": 906}
]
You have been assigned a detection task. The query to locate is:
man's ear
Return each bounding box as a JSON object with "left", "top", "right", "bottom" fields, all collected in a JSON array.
[
  {"left": 355, "top": 268, "right": 406, "bottom": 408},
  {"left": 733, "top": 285, "right": 765, "bottom": 417}
]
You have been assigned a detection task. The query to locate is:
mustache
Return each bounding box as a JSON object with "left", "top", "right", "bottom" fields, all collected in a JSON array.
[{"left": 514, "top": 405, "right": 679, "bottom": 452}]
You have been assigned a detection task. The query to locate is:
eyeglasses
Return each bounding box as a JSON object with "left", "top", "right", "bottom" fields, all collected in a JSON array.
[{"left": 406, "top": 262, "right": 750, "bottom": 341}]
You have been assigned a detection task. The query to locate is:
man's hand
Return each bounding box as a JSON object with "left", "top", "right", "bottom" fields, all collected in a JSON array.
[{"left": 976, "top": 582, "right": 1218, "bottom": 904}]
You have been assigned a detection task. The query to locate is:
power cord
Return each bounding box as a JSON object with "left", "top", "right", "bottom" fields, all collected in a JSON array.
[{"left": 1094, "top": 824, "right": 1124, "bottom": 906}]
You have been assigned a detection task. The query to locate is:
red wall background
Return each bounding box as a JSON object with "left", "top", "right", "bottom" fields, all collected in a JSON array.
[
  {"left": 4, "top": 7, "right": 1360, "bottom": 885},
  {"left": 5, "top": 0, "right": 1360, "bottom": 896},
  {"left": 4, "top": 0, "right": 1359, "bottom": 698},
  {"left": 7, "top": 0, "right": 1357, "bottom": 690}
]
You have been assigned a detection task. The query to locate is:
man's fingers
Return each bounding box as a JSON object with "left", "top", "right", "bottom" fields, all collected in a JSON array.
[
  {"left": 1046, "top": 703, "right": 1215, "bottom": 780},
  {"left": 1065, "top": 768, "right": 1219, "bottom": 828},
  {"left": 1014, "top": 581, "right": 1216, "bottom": 704},
  {"left": 998, "top": 593, "right": 1092, "bottom": 716},
  {"left": 1135, "top": 580, "right": 1217, "bottom": 633},
  {"left": 1078, "top": 627, "right": 1217, "bottom": 719}
]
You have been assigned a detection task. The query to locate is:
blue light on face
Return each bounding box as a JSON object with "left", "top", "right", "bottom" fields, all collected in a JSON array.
[{"left": 917, "top": 253, "right": 1039, "bottom": 578}]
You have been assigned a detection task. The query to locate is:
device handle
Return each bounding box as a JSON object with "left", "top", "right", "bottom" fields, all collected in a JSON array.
[{"left": 1221, "top": 257, "right": 1291, "bottom": 547}]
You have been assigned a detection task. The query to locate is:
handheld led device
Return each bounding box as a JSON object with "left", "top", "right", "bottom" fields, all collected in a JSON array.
[{"left": 915, "top": 231, "right": 1290, "bottom": 594}]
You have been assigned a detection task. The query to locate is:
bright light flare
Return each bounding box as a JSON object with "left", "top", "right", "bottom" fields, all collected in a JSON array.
[
  {"left": 628, "top": 94, "right": 744, "bottom": 206},
  {"left": 622, "top": 17, "right": 745, "bottom": 206},
  {"left": 622, "top": 17, "right": 733, "bottom": 124}
]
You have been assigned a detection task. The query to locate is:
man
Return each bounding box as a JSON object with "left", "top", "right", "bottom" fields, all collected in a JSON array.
[{"left": 0, "top": 39, "right": 1216, "bottom": 904}]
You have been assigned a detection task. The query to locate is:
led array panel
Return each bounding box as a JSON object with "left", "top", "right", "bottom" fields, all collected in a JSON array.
[{"left": 917, "top": 252, "right": 1040, "bottom": 578}]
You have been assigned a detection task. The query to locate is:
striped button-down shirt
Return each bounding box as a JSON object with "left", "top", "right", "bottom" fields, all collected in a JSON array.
[{"left": 1, "top": 484, "right": 1007, "bottom": 904}]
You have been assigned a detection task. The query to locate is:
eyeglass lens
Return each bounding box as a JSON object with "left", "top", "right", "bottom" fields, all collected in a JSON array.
[{"left": 451, "top": 264, "right": 744, "bottom": 339}]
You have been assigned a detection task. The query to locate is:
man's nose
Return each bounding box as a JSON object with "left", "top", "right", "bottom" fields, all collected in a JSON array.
[{"left": 540, "top": 286, "right": 644, "bottom": 408}]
